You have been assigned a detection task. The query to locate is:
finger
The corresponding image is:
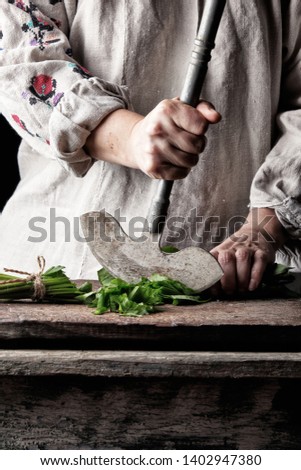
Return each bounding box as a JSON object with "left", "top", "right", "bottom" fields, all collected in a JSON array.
[
  {"left": 196, "top": 101, "right": 222, "bottom": 124},
  {"left": 209, "top": 251, "right": 222, "bottom": 297},
  {"left": 144, "top": 138, "right": 200, "bottom": 170},
  {"left": 235, "top": 247, "right": 252, "bottom": 292},
  {"left": 217, "top": 250, "right": 237, "bottom": 295},
  {"left": 171, "top": 98, "right": 222, "bottom": 128},
  {"left": 209, "top": 281, "right": 223, "bottom": 299},
  {"left": 150, "top": 165, "right": 191, "bottom": 180},
  {"left": 140, "top": 151, "right": 190, "bottom": 180},
  {"left": 162, "top": 100, "right": 211, "bottom": 136},
  {"left": 248, "top": 249, "right": 269, "bottom": 291},
  {"left": 147, "top": 108, "right": 207, "bottom": 153},
  {"left": 167, "top": 129, "right": 207, "bottom": 155}
]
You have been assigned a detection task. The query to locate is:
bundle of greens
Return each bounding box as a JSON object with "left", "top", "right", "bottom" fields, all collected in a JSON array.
[
  {"left": 0, "top": 256, "right": 298, "bottom": 317},
  {"left": 0, "top": 263, "right": 92, "bottom": 303}
]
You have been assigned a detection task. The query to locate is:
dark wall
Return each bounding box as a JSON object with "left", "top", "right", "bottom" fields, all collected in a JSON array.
[{"left": 0, "top": 114, "right": 21, "bottom": 211}]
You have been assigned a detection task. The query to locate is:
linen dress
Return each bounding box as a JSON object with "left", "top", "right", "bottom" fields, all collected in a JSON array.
[{"left": 0, "top": 0, "right": 300, "bottom": 280}]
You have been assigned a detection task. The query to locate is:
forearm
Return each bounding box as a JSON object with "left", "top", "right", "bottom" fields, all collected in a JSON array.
[
  {"left": 85, "top": 109, "right": 143, "bottom": 168},
  {"left": 85, "top": 99, "right": 221, "bottom": 179},
  {"left": 244, "top": 207, "right": 288, "bottom": 250},
  {"left": 211, "top": 207, "right": 288, "bottom": 295},
  {"left": 249, "top": 2, "right": 301, "bottom": 241}
]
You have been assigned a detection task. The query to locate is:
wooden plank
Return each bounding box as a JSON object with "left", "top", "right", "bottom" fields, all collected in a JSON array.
[
  {"left": 1, "top": 350, "right": 301, "bottom": 378},
  {"left": 1, "top": 298, "right": 301, "bottom": 327},
  {"left": 1, "top": 375, "right": 301, "bottom": 449},
  {"left": 0, "top": 299, "right": 300, "bottom": 350}
]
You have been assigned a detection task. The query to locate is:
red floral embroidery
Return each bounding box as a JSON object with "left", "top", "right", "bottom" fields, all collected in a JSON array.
[
  {"left": 28, "top": 74, "right": 63, "bottom": 107},
  {"left": 12, "top": 114, "right": 34, "bottom": 135},
  {"left": 31, "top": 74, "right": 56, "bottom": 99},
  {"left": 11, "top": 114, "right": 50, "bottom": 145}
]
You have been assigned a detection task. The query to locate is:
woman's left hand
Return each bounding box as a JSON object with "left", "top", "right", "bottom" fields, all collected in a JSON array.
[{"left": 210, "top": 208, "right": 287, "bottom": 296}]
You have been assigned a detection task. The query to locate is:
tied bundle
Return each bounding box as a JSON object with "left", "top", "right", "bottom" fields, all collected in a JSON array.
[
  {"left": 0, "top": 256, "right": 297, "bottom": 315},
  {"left": 0, "top": 256, "right": 91, "bottom": 303}
]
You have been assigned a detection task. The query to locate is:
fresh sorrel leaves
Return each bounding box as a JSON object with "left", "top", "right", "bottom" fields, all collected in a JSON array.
[{"left": 0, "top": 260, "right": 298, "bottom": 316}]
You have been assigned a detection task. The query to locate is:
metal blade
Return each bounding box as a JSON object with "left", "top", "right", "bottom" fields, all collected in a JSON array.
[{"left": 80, "top": 211, "right": 223, "bottom": 292}]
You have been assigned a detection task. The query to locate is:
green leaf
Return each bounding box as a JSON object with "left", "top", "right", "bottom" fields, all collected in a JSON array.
[
  {"left": 0, "top": 263, "right": 93, "bottom": 303},
  {"left": 167, "top": 294, "right": 211, "bottom": 304},
  {"left": 43, "top": 265, "right": 67, "bottom": 277},
  {"left": 129, "top": 284, "right": 164, "bottom": 305},
  {"left": 77, "top": 281, "right": 93, "bottom": 293},
  {"left": 262, "top": 263, "right": 294, "bottom": 283},
  {"left": 88, "top": 267, "right": 213, "bottom": 317},
  {"left": 94, "top": 290, "right": 109, "bottom": 314},
  {"left": 160, "top": 245, "right": 179, "bottom": 254},
  {"left": 148, "top": 275, "right": 195, "bottom": 296},
  {"left": 116, "top": 294, "right": 153, "bottom": 317},
  {"left": 0, "top": 273, "right": 17, "bottom": 281},
  {"left": 97, "top": 268, "right": 116, "bottom": 287}
]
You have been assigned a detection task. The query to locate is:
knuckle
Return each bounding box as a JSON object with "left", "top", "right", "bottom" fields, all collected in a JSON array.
[
  {"left": 198, "top": 100, "right": 215, "bottom": 111},
  {"left": 143, "top": 156, "right": 161, "bottom": 175},
  {"left": 145, "top": 141, "right": 160, "bottom": 158},
  {"left": 235, "top": 248, "right": 250, "bottom": 261},
  {"left": 146, "top": 120, "right": 163, "bottom": 137},
  {"left": 218, "top": 250, "right": 235, "bottom": 264},
  {"left": 190, "top": 114, "right": 208, "bottom": 136},
  {"left": 157, "top": 99, "right": 173, "bottom": 115},
  {"left": 255, "top": 249, "right": 268, "bottom": 262}
]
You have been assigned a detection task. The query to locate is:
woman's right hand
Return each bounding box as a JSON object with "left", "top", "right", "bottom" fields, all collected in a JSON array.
[
  {"left": 127, "top": 98, "right": 221, "bottom": 179},
  {"left": 86, "top": 98, "right": 221, "bottom": 179}
]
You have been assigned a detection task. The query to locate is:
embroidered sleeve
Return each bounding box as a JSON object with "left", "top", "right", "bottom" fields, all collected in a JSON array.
[
  {"left": 250, "top": 0, "right": 301, "bottom": 239},
  {"left": 0, "top": 0, "right": 130, "bottom": 176}
]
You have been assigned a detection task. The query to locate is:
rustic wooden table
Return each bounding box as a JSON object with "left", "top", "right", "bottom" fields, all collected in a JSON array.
[{"left": 0, "top": 298, "right": 301, "bottom": 449}]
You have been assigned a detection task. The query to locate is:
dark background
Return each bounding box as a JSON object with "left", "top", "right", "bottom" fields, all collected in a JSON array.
[{"left": 0, "top": 114, "right": 21, "bottom": 211}]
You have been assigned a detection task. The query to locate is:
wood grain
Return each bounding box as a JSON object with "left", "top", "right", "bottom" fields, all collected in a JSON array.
[
  {"left": 1, "top": 299, "right": 301, "bottom": 449},
  {"left": 1, "top": 350, "right": 301, "bottom": 378},
  {"left": 1, "top": 375, "right": 301, "bottom": 449},
  {"left": 0, "top": 299, "right": 300, "bottom": 350}
]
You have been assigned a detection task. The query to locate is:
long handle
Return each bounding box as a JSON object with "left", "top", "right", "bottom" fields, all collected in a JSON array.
[{"left": 148, "top": 0, "right": 227, "bottom": 234}]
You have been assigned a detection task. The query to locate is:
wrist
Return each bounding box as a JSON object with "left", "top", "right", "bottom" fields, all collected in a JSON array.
[
  {"left": 86, "top": 108, "right": 143, "bottom": 168},
  {"left": 245, "top": 207, "right": 287, "bottom": 249}
]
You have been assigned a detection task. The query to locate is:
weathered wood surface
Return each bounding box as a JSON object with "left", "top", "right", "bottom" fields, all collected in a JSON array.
[
  {"left": 1, "top": 375, "right": 301, "bottom": 450},
  {"left": 0, "top": 299, "right": 300, "bottom": 350},
  {"left": 1, "top": 350, "right": 301, "bottom": 378},
  {"left": 1, "top": 299, "right": 301, "bottom": 450}
]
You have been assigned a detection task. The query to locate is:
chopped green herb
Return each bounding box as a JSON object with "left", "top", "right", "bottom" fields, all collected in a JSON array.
[
  {"left": 85, "top": 267, "right": 211, "bottom": 317},
  {"left": 160, "top": 245, "right": 180, "bottom": 254},
  {"left": 0, "top": 259, "right": 298, "bottom": 317}
]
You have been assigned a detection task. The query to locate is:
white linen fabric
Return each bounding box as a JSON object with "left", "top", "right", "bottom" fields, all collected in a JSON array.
[{"left": 0, "top": 0, "right": 300, "bottom": 279}]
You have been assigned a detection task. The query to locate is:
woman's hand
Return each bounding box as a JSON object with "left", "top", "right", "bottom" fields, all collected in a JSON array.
[
  {"left": 210, "top": 208, "right": 287, "bottom": 296},
  {"left": 86, "top": 99, "right": 221, "bottom": 179},
  {"left": 127, "top": 99, "right": 221, "bottom": 179}
]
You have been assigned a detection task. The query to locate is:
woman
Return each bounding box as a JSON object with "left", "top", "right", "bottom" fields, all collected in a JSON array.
[{"left": 0, "top": 0, "right": 300, "bottom": 294}]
